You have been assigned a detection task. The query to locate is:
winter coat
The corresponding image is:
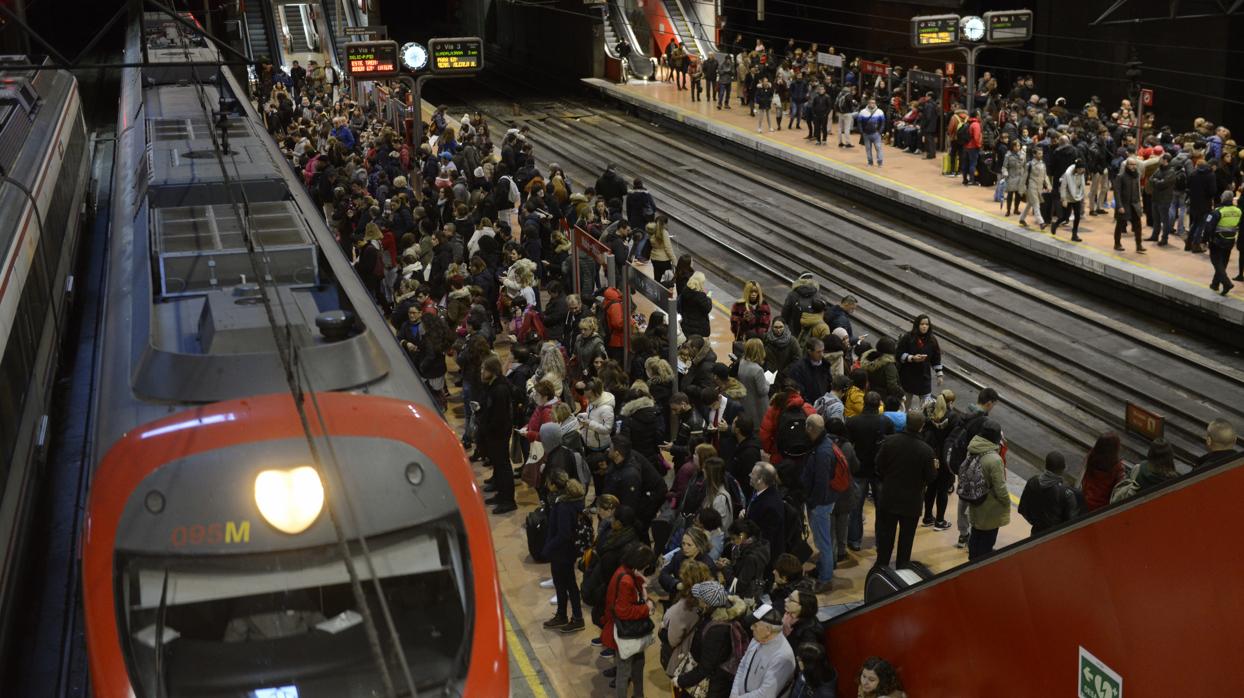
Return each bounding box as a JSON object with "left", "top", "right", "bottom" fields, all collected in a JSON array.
[
  {"left": 1149, "top": 165, "right": 1177, "bottom": 209},
  {"left": 679, "top": 288, "right": 714, "bottom": 340},
  {"left": 875, "top": 432, "right": 936, "bottom": 517},
  {"left": 1003, "top": 151, "right": 1026, "bottom": 193},
  {"left": 787, "top": 357, "right": 831, "bottom": 404},
  {"left": 1189, "top": 163, "right": 1217, "bottom": 214},
  {"left": 966, "top": 435, "right": 1010, "bottom": 530},
  {"left": 602, "top": 566, "right": 650, "bottom": 651},
  {"left": 1023, "top": 159, "right": 1051, "bottom": 201},
  {"left": 846, "top": 411, "right": 894, "bottom": 479},
  {"left": 895, "top": 331, "right": 943, "bottom": 397},
  {"left": 722, "top": 536, "right": 771, "bottom": 603},
  {"left": 674, "top": 596, "right": 750, "bottom": 697},
  {"left": 658, "top": 550, "right": 714, "bottom": 596},
  {"left": 1081, "top": 459, "right": 1124, "bottom": 512},
  {"left": 760, "top": 394, "right": 815, "bottom": 464},
  {"left": 860, "top": 349, "right": 901, "bottom": 398},
  {"left": 746, "top": 486, "right": 786, "bottom": 561},
  {"left": 780, "top": 278, "right": 825, "bottom": 333},
  {"left": 731, "top": 301, "right": 772, "bottom": 341},
  {"left": 1114, "top": 168, "right": 1143, "bottom": 218},
  {"left": 763, "top": 327, "right": 801, "bottom": 376},
  {"left": 542, "top": 493, "right": 585, "bottom": 563},
  {"left": 736, "top": 358, "right": 771, "bottom": 425},
  {"left": 573, "top": 333, "right": 606, "bottom": 366},
  {"left": 1060, "top": 166, "right": 1086, "bottom": 205},
  {"left": 581, "top": 392, "right": 616, "bottom": 451},
  {"left": 661, "top": 598, "right": 701, "bottom": 678},
  {"left": 1018, "top": 471, "right": 1079, "bottom": 533},
  {"left": 620, "top": 396, "right": 663, "bottom": 465},
  {"left": 802, "top": 434, "right": 843, "bottom": 508}
]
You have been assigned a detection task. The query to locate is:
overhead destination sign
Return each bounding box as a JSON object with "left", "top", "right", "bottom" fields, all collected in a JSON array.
[
  {"left": 344, "top": 40, "right": 400, "bottom": 79},
  {"left": 984, "top": 10, "right": 1034, "bottom": 43},
  {"left": 428, "top": 37, "right": 484, "bottom": 75},
  {"left": 912, "top": 14, "right": 959, "bottom": 48}
]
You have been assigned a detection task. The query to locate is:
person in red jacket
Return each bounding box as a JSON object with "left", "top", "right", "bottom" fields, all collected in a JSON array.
[
  {"left": 1080, "top": 431, "right": 1124, "bottom": 512},
  {"left": 961, "top": 110, "right": 983, "bottom": 186},
  {"left": 602, "top": 286, "right": 627, "bottom": 362},
  {"left": 602, "top": 543, "right": 656, "bottom": 693},
  {"left": 760, "top": 382, "right": 816, "bottom": 466}
]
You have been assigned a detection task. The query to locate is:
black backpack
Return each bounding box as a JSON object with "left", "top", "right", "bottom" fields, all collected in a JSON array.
[
  {"left": 597, "top": 297, "right": 619, "bottom": 344},
  {"left": 943, "top": 411, "right": 985, "bottom": 474},
  {"left": 776, "top": 404, "right": 812, "bottom": 459},
  {"left": 956, "top": 121, "right": 972, "bottom": 146}
]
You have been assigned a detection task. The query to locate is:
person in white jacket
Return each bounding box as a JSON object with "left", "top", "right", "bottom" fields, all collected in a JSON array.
[{"left": 1051, "top": 161, "right": 1087, "bottom": 241}]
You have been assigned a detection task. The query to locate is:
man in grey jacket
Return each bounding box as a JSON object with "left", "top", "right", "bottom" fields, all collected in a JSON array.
[
  {"left": 1146, "top": 153, "right": 1177, "bottom": 246},
  {"left": 1114, "top": 158, "right": 1147, "bottom": 253},
  {"left": 731, "top": 605, "right": 796, "bottom": 698}
]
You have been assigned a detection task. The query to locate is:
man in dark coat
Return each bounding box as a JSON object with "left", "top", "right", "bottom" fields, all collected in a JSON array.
[
  {"left": 730, "top": 415, "right": 764, "bottom": 499},
  {"left": 1113, "top": 158, "right": 1147, "bottom": 253},
  {"left": 786, "top": 337, "right": 832, "bottom": 402},
  {"left": 624, "top": 178, "right": 657, "bottom": 232},
  {"left": 1017, "top": 451, "right": 1080, "bottom": 535},
  {"left": 873, "top": 411, "right": 937, "bottom": 569},
  {"left": 1188, "top": 157, "right": 1217, "bottom": 252},
  {"left": 845, "top": 391, "right": 894, "bottom": 550},
  {"left": 594, "top": 163, "right": 628, "bottom": 204},
  {"left": 479, "top": 356, "right": 517, "bottom": 514},
  {"left": 919, "top": 92, "right": 940, "bottom": 159},
  {"left": 745, "top": 462, "right": 786, "bottom": 561},
  {"left": 602, "top": 435, "right": 644, "bottom": 516}
]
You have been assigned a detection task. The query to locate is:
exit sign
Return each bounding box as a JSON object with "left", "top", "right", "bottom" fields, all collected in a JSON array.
[{"left": 1079, "top": 647, "right": 1122, "bottom": 698}]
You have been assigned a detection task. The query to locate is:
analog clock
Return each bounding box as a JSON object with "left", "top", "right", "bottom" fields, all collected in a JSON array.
[
  {"left": 401, "top": 42, "right": 428, "bottom": 71},
  {"left": 960, "top": 16, "right": 986, "bottom": 42}
]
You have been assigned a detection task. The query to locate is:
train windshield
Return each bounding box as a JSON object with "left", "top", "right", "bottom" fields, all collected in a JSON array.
[{"left": 117, "top": 522, "right": 471, "bottom": 697}]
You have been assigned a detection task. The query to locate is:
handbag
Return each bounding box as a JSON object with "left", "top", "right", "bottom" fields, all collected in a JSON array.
[{"left": 672, "top": 651, "right": 709, "bottom": 698}]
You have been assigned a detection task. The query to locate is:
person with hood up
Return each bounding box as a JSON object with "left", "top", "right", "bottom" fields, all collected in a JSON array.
[
  {"left": 860, "top": 337, "right": 902, "bottom": 399},
  {"left": 601, "top": 286, "right": 628, "bottom": 362},
  {"left": 731, "top": 281, "right": 772, "bottom": 341},
  {"left": 895, "top": 314, "right": 944, "bottom": 408},
  {"left": 1113, "top": 157, "right": 1147, "bottom": 253},
  {"left": 679, "top": 272, "right": 714, "bottom": 340},
  {"left": 763, "top": 318, "right": 801, "bottom": 378},
  {"left": 672, "top": 580, "right": 750, "bottom": 697},
  {"left": 966, "top": 419, "right": 1010, "bottom": 560},
  {"left": 780, "top": 273, "right": 826, "bottom": 339},
  {"left": 542, "top": 469, "right": 587, "bottom": 633},
  {"left": 1017, "top": 451, "right": 1080, "bottom": 535}
]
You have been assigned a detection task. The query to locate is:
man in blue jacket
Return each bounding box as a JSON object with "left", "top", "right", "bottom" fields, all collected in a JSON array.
[
  {"left": 801, "top": 415, "right": 841, "bottom": 592},
  {"left": 855, "top": 97, "right": 887, "bottom": 167}
]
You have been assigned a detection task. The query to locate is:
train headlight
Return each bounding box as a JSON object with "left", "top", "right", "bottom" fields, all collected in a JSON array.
[{"left": 254, "top": 466, "right": 324, "bottom": 534}]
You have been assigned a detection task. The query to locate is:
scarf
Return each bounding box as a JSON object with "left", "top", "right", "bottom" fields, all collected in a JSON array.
[{"left": 765, "top": 326, "right": 794, "bottom": 348}]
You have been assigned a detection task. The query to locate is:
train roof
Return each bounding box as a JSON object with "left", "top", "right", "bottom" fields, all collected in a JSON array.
[{"left": 95, "top": 17, "right": 433, "bottom": 451}]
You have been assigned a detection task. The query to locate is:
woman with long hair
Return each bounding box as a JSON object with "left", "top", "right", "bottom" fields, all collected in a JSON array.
[
  {"left": 895, "top": 313, "right": 944, "bottom": 409},
  {"left": 1081, "top": 431, "right": 1124, "bottom": 512},
  {"left": 660, "top": 560, "right": 713, "bottom": 689},
  {"left": 730, "top": 281, "right": 772, "bottom": 342},
  {"left": 920, "top": 389, "right": 959, "bottom": 529},
  {"left": 737, "top": 338, "right": 771, "bottom": 425},
  {"left": 647, "top": 218, "right": 678, "bottom": 284}
]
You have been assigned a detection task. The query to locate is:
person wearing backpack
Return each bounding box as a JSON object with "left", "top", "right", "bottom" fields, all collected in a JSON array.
[
  {"left": 1017, "top": 451, "right": 1080, "bottom": 535},
  {"left": 964, "top": 419, "right": 1009, "bottom": 561},
  {"left": 960, "top": 110, "right": 983, "bottom": 186},
  {"left": 801, "top": 415, "right": 849, "bottom": 591},
  {"left": 759, "top": 382, "right": 815, "bottom": 470},
  {"left": 873, "top": 411, "right": 937, "bottom": 570},
  {"left": 947, "top": 387, "right": 1000, "bottom": 548},
  {"left": 673, "top": 580, "right": 750, "bottom": 698},
  {"left": 1110, "top": 438, "right": 1179, "bottom": 504}
]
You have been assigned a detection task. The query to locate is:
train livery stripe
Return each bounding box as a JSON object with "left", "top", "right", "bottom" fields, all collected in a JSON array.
[{"left": 0, "top": 83, "right": 79, "bottom": 347}]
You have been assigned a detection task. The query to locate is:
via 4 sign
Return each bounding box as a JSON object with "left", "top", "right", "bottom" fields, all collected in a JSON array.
[{"left": 1079, "top": 647, "right": 1122, "bottom": 698}]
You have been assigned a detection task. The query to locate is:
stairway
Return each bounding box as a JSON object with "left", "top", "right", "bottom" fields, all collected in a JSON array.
[
  {"left": 283, "top": 4, "right": 311, "bottom": 53},
  {"left": 243, "top": 0, "right": 272, "bottom": 62}
]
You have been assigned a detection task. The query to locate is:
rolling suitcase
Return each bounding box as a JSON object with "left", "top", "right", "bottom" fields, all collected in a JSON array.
[
  {"left": 864, "top": 561, "right": 934, "bottom": 604},
  {"left": 525, "top": 505, "right": 549, "bottom": 563}
]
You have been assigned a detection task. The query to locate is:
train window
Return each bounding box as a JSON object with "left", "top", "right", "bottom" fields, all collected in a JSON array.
[{"left": 118, "top": 523, "right": 471, "bottom": 698}]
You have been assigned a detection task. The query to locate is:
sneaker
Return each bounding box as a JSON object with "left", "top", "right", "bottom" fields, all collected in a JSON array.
[
  {"left": 847, "top": 542, "right": 862, "bottom": 552},
  {"left": 955, "top": 533, "right": 969, "bottom": 548},
  {"left": 933, "top": 520, "right": 953, "bottom": 531},
  {"left": 491, "top": 502, "right": 517, "bottom": 515},
  {"left": 1235, "top": 275, "right": 1244, "bottom": 281},
  {"left": 539, "top": 578, "right": 555, "bottom": 589},
  {"left": 600, "top": 648, "right": 616, "bottom": 659},
  {"left": 591, "top": 637, "right": 603, "bottom": 647},
  {"left": 560, "top": 618, "right": 586, "bottom": 633},
  {"left": 603, "top": 667, "right": 617, "bottom": 678},
  {"left": 543, "top": 616, "right": 568, "bottom": 629},
  {"left": 549, "top": 594, "right": 558, "bottom": 605},
  {"left": 921, "top": 516, "right": 935, "bottom": 527}
]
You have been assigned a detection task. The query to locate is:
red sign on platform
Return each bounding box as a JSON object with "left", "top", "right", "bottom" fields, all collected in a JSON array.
[
  {"left": 860, "top": 60, "right": 889, "bottom": 77},
  {"left": 1140, "top": 88, "right": 1155, "bottom": 107},
  {"left": 944, "top": 61, "right": 955, "bottom": 76},
  {"left": 1125, "top": 403, "right": 1164, "bottom": 440}
]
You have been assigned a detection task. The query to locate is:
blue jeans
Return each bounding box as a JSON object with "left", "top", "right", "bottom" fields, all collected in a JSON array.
[
  {"left": 716, "top": 82, "right": 732, "bottom": 108},
  {"left": 864, "top": 132, "right": 883, "bottom": 164},
  {"left": 806, "top": 502, "right": 836, "bottom": 582},
  {"left": 1152, "top": 200, "right": 1174, "bottom": 242},
  {"left": 1169, "top": 196, "right": 1187, "bottom": 236},
  {"left": 962, "top": 148, "right": 980, "bottom": 183},
  {"left": 848, "top": 477, "right": 880, "bottom": 546}
]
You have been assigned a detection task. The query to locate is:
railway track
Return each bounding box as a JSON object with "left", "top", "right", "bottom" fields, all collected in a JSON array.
[{"left": 432, "top": 82, "right": 1244, "bottom": 479}]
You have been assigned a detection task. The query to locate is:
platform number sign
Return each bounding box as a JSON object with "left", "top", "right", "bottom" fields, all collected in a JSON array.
[
  {"left": 1079, "top": 647, "right": 1122, "bottom": 698},
  {"left": 429, "top": 37, "right": 484, "bottom": 75}
]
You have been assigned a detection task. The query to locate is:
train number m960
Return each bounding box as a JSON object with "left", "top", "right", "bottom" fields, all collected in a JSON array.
[{"left": 169, "top": 520, "right": 250, "bottom": 548}]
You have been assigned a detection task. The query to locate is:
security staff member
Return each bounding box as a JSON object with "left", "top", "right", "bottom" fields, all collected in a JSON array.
[{"left": 1206, "top": 190, "right": 1240, "bottom": 296}]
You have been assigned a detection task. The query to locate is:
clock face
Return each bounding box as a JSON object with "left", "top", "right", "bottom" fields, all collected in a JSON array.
[
  {"left": 401, "top": 42, "right": 428, "bottom": 71},
  {"left": 961, "top": 16, "right": 985, "bottom": 42}
]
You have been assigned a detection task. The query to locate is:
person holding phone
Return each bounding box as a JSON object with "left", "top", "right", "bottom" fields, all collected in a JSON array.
[{"left": 895, "top": 314, "right": 943, "bottom": 410}]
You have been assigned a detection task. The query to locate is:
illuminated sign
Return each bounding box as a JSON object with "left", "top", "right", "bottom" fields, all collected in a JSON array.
[
  {"left": 911, "top": 14, "right": 960, "bottom": 48},
  {"left": 984, "top": 10, "right": 1034, "bottom": 43},
  {"left": 429, "top": 36, "right": 484, "bottom": 75},
  {"left": 344, "top": 40, "right": 400, "bottom": 79}
]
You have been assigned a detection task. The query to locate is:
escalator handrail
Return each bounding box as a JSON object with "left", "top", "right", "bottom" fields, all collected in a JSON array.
[
  {"left": 239, "top": 5, "right": 255, "bottom": 60},
  {"left": 670, "top": 0, "right": 716, "bottom": 56},
  {"left": 607, "top": 0, "right": 652, "bottom": 78},
  {"left": 259, "top": 0, "right": 283, "bottom": 64},
  {"left": 664, "top": 0, "right": 701, "bottom": 58},
  {"left": 823, "top": 451, "right": 1244, "bottom": 629}
]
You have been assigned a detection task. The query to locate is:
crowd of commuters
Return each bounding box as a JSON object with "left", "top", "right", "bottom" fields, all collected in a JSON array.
[
  {"left": 652, "top": 35, "right": 1244, "bottom": 291},
  {"left": 251, "top": 60, "right": 1239, "bottom": 697}
]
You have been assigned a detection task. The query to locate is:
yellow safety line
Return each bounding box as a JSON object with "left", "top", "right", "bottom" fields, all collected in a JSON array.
[
  {"left": 610, "top": 83, "right": 1240, "bottom": 297},
  {"left": 505, "top": 616, "right": 552, "bottom": 698}
]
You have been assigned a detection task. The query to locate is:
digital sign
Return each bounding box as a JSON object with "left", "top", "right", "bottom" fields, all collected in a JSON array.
[
  {"left": 911, "top": 14, "right": 959, "bottom": 48},
  {"left": 344, "top": 40, "right": 400, "bottom": 79},
  {"left": 984, "top": 10, "right": 1033, "bottom": 43},
  {"left": 428, "top": 37, "right": 484, "bottom": 75}
]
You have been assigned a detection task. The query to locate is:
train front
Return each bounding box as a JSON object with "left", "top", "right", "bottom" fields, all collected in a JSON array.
[{"left": 83, "top": 393, "right": 507, "bottom": 698}]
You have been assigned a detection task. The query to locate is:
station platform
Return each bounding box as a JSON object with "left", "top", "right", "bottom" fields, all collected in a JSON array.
[
  {"left": 444, "top": 264, "right": 1032, "bottom": 696},
  {"left": 581, "top": 78, "right": 1244, "bottom": 335}
]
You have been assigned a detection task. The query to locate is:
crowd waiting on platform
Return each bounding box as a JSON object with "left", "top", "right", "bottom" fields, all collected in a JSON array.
[
  {"left": 654, "top": 35, "right": 1244, "bottom": 287},
  {"left": 247, "top": 62, "right": 1241, "bottom": 697}
]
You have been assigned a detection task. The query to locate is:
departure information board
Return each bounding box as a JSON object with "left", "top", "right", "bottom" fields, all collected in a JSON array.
[
  {"left": 344, "top": 41, "right": 400, "bottom": 78},
  {"left": 911, "top": 15, "right": 959, "bottom": 48},
  {"left": 429, "top": 37, "right": 483, "bottom": 75},
  {"left": 984, "top": 10, "right": 1034, "bottom": 43}
]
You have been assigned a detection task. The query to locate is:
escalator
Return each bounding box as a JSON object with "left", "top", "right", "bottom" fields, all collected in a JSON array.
[
  {"left": 661, "top": 0, "right": 713, "bottom": 58},
  {"left": 319, "top": 0, "right": 351, "bottom": 77},
  {"left": 242, "top": 0, "right": 277, "bottom": 62},
  {"left": 603, "top": 0, "right": 653, "bottom": 81},
  {"left": 282, "top": 4, "right": 313, "bottom": 53},
  {"left": 823, "top": 453, "right": 1244, "bottom": 695}
]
